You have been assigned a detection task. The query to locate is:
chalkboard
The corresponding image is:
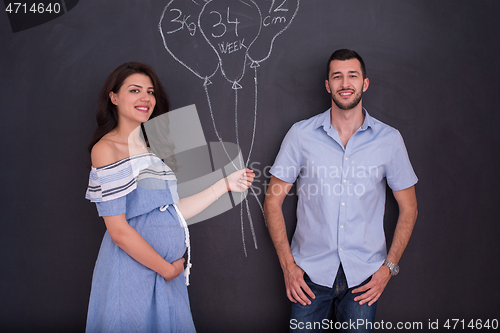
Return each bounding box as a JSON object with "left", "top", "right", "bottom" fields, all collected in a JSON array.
[{"left": 1, "top": 0, "right": 499, "bottom": 332}]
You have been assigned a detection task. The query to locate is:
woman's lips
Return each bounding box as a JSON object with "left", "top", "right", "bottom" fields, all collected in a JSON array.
[{"left": 135, "top": 106, "right": 150, "bottom": 113}]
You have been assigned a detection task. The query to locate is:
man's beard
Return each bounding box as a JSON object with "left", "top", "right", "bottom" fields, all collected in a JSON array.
[{"left": 331, "top": 89, "right": 363, "bottom": 110}]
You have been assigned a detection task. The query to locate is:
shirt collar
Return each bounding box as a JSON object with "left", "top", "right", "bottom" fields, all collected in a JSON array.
[
  {"left": 317, "top": 107, "right": 374, "bottom": 131},
  {"left": 360, "top": 108, "right": 374, "bottom": 131}
]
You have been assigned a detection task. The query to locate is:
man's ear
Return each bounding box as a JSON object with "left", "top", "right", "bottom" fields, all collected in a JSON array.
[
  {"left": 363, "top": 78, "right": 370, "bottom": 92},
  {"left": 325, "top": 80, "right": 332, "bottom": 94}
]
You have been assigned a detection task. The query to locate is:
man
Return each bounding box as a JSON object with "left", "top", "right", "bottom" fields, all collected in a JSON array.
[{"left": 264, "top": 49, "right": 418, "bottom": 332}]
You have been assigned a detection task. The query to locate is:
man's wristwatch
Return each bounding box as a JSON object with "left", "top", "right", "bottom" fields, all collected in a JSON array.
[{"left": 383, "top": 260, "right": 399, "bottom": 276}]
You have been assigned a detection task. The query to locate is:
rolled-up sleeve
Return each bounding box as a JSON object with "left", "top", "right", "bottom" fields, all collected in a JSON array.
[{"left": 386, "top": 130, "right": 418, "bottom": 191}]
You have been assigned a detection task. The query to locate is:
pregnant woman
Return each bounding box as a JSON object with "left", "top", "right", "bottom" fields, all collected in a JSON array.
[{"left": 85, "top": 62, "right": 254, "bottom": 332}]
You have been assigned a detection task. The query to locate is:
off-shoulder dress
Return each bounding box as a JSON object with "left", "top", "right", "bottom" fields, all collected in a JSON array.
[{"left": 85, "top": 152, "right": 195, "bottom": 333}]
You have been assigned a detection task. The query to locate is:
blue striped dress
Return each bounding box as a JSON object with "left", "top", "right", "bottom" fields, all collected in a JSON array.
[{"left": 85, "top": 153, "right": 196, "bottom": 333}]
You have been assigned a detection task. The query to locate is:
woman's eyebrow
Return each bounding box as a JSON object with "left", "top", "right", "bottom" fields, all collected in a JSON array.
[{"left": 127, "top": 84, "right": 154, "bottom": 90}]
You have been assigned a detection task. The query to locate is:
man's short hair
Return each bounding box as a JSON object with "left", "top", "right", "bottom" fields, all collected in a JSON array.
[{"left": 326, "top": 49, "right": 367, "bottom": 79}]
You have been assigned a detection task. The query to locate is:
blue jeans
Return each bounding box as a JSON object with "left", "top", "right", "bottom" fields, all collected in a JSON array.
[{"left": 289, "top": 264, "right": 377, "bottom": 333}]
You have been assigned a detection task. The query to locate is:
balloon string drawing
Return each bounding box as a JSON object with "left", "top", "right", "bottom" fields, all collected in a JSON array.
[{"left": 159, "top": 0, "right": 300, "bottom": 255}]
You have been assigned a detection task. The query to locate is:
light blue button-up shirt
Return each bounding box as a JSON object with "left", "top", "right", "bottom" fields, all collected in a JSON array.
[{"left": 270, "top": 109, "right": 418, "bottom": 288}]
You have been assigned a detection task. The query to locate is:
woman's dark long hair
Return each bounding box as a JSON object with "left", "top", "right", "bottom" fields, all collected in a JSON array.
[{"left": 88, "top": 62, "right": 177, "bottom": 170}]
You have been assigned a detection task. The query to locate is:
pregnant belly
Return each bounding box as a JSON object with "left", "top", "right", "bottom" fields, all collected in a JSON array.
[{"left": 129, "top": 207, "right": 186, "bottom": 263}]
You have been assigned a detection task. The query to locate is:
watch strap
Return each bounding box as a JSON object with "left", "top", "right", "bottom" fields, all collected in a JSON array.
[{"left": 384, "top": 259, "right": 399, "bottom": 276}]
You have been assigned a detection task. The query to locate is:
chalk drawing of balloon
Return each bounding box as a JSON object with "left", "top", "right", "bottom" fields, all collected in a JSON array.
[
  {"left": 248, "top": 0, "right": 300, "bottom": 64},
  {"left": 159, "top": 0, "right": 220, "bottom": 82},
  {"left": 199, "top": 0, "right": 262, "bottom": 87}
]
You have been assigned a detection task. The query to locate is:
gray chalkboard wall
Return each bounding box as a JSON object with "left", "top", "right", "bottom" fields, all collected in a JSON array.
[{"left": 1, "top": 0, "right": 499, "bottom": 332}]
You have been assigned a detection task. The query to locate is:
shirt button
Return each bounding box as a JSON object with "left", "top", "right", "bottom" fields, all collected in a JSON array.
[
  {"left": 342, "top": 202, "right": 345, "bottom": 206},
  {"left": 339, "top": 248, "right": 343, "bottom": 251},
  {"left": 343, "top": 179, "right": 347, "bottom": 183},
  {"left": 340, "top": 225, "right": 344, "bottom": 229},
  {"left": 345, "top": 157, "right": 348, "bottom": 161}
]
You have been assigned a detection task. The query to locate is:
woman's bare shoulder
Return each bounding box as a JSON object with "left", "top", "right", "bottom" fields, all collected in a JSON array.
[{"left": 91, "top": 135, "right": 121, "bottom": 168}]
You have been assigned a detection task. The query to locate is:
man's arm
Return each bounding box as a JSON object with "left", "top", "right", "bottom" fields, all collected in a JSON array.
[
  {"left": 264, "top": 176, "right": 316, "bottom": 306},
  {"left": 352, "top": 185, "right": 418, "bottom": 306}
]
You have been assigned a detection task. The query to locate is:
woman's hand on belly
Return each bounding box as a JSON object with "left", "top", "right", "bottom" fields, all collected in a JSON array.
[{"left": 165, "top": 257, "right": 185, "bottom": 281}]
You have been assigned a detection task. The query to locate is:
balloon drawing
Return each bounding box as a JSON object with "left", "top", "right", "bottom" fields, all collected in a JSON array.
[{"left": 159, "top": 0, "right": 300, "bottom": 256}]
